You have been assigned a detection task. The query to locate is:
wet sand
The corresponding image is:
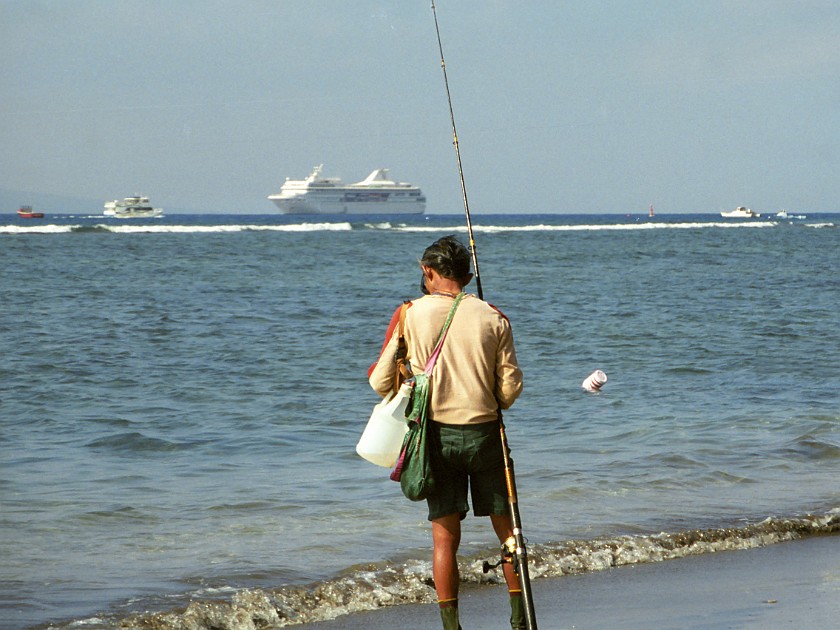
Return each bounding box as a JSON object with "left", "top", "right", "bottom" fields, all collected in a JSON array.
[{"left": 303, "top": 534, "right": 839, "bottom": 629}]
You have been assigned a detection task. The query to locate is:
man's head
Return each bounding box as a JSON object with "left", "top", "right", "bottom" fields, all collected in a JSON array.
[{"left": 419, "top": 235, "right": 473, "bottom": 289}]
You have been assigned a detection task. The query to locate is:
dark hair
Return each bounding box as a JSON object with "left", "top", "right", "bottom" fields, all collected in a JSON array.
[{"left": 419, "top": 235, "right": 472, "bottom": 282}]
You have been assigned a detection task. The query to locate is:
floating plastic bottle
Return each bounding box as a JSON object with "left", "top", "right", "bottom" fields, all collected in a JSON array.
[{"left": 582, "top": 370, "right": 608, "bottom": 393}]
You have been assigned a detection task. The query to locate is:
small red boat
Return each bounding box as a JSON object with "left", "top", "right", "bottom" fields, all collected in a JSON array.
[{"left": 17, "top": 205, "right": 44, "bottom": 219}]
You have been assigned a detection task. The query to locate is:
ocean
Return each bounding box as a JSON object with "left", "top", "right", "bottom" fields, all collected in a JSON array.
[{"left": 1, "top": 212, "right": 838, "bottom": 629}]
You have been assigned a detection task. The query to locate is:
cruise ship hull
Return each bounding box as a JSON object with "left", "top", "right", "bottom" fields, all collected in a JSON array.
[
  {"left": 269, "top": 195, "right": 425, "bottom": 215},
  {"left": 268, "top": 166, "right": 425, "bottom": 215}
]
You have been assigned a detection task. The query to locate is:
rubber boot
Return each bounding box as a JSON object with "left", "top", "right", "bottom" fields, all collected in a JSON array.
[
  {"left": 439, "top": 599, "right": 462, "bottom": 630},
  {"left": 509, "top": 591, "right": 527, "bottom": 630}
]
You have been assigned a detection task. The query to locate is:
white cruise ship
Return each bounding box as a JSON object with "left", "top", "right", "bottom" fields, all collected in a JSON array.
[
  {"left": 268, "top": 165, "right": 425, "bottom": 215},
  {"left": 104, "top": 196, "right": 164, "bottom": 218}
]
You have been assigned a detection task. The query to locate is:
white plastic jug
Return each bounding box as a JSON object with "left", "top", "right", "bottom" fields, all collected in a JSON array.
[{"left": 356, "top": 383, "right": 412, "bottom": 467}]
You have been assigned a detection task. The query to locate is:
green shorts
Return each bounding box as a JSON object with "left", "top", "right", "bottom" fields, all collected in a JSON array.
[{"left": 426, "top": 420, "right": 508, "bottom": 521}]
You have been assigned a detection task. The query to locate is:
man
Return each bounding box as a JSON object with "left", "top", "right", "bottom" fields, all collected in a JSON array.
[{"left": 369, "top": 236, "right": 525, "bottom": 629}]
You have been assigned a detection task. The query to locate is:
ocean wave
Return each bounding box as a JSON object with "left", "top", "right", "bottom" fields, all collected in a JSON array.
[
  {"left": 0, "top": 223, "right": 76, "bottom": 234},
  {"left": 391, "top": 221, "right": 777, "bottom": 233},
  {"left": 85, "top": 431, "right": 190, "bottom": 454},
  {"left": 1, "top": 220, "right": 805, "bottom": 236},
  {"left": 60, "top": 510, "right": 838, "bottom": 629},
  {"left": 99, "top": 223, "right": 355, "bottom": 234},
  {"left": 363, "top": 221, "right": 394, "bottom": 230},
  {"left": 0, "top": 223, "right": 355, "bottom": 235}
]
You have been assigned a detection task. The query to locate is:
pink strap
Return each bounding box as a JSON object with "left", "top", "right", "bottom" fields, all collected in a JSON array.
[
  {"left": 424, "top": 293, "right": 463, "bottom": 374},
  {"left": 424, "top": 326, "right": 449, "bottom": 375}
]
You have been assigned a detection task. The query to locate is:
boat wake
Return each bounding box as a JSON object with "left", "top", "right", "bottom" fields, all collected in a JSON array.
[{"left": 49, "top": 510, "right": 838, "bottom": 629}]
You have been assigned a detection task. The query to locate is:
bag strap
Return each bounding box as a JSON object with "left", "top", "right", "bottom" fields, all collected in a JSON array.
[
  {"left": 424, "top": 292, "right": 464, "bottom": 375},
  {"left": 394, "top": 301, "right": 412, "bottom": 393}
]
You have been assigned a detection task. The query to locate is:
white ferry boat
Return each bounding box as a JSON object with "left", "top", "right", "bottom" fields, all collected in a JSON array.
[
  {"left": 104, "top": 196, "right": 164, "bottom": 218},
  {"left": 720, "top": 206, "right": 759, "bottom": 218},
  {"left": 268, "top": 165, "right": 425, "bottom": 215}
]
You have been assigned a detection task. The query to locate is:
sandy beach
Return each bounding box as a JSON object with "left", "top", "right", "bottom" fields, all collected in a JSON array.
[{"left": 303, "top": 534, "right": 839, "bottom": 629}]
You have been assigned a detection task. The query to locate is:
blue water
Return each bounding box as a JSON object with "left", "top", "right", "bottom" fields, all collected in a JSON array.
[{"left": 1, "top": 212, "right": 838, "bottom": 629}]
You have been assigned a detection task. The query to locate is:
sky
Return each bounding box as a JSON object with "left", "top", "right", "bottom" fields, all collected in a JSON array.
[{"left": 2, "top": 0, "right": 839, "bottom": 215}]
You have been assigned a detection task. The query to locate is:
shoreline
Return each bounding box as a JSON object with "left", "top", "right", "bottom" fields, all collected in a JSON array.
[{"left": 303, "top": 534, "right": 839, "bottom": 629}]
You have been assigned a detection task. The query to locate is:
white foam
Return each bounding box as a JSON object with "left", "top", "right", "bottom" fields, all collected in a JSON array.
[
  {"left": 0, "top": 219, "right": 796, "bottom": 237},
  {"left": 0, "top": 224, "right": 75, "bottom": 234},
  {"left": 391, "top": 225, "right": 468, "bottom": 232},
  {"left": 0, "top": 222, "right": 354, "bottom": 235},
  {"left": 393, "top": 222, "right": 777, "bottom": 233},
  {"left": 106, "top": 222, "right": 354, "bottom": 233},
  {"left": 364, "top": 222, "right": 394, "bottom": 230}
]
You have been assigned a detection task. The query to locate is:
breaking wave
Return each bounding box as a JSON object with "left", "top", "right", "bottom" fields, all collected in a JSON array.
[
  {"left": 392, "top": 221, "right": 778, "bottom": 233},
  {"left": 50, "top": 511, "right": 839, "bottom": 629},
  {"left": 6, "top": 218, "right": 829, "bottom": 236},
  {"left": 0, "top": 223, "right": 77, "bottom": 234},
  {"left": 0, "top": 222, "right": 355, "bottom": 235}
]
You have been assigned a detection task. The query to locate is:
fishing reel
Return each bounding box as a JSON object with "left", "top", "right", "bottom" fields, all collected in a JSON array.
[{"left": 482, "top": 536, "right": 519, "bottom": 574}]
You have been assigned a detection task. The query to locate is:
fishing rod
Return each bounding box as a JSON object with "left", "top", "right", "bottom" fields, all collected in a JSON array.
[
  {"left": 430, "top": 3, "right": 537, "bottom": 628},
  {"left": 430, "top": 0, "right": 482, "bottom": 301}
]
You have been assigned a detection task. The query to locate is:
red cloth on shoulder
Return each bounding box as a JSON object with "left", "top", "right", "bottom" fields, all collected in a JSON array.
[
  {"left": 367, "top": 303, "right": 410, "bottom": 378},
  {"left": 487, "top": 302, "right": 510, "bottom": 322}
]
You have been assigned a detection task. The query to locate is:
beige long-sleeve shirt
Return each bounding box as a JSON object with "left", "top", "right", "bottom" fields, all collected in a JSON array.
[{"left": 369, "top": 293, "right": 523, "bottom": 425}]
